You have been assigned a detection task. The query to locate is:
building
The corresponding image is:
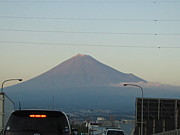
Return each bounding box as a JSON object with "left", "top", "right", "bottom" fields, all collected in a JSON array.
[{"left": 134, "top": 98, "right": 180, "bottom": 135}]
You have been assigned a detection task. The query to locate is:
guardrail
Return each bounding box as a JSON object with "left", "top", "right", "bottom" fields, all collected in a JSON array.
[{"left": 152, "top": 129, "right": 180, "bottom": 135}]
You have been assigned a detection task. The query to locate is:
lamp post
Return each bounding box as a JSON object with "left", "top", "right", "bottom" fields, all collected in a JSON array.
[
  {"left": 124, "top": 83, "right": 144, "bottom": 135},
  {"left": 1, "top": 79, "right": 22, "bottom": 93}
]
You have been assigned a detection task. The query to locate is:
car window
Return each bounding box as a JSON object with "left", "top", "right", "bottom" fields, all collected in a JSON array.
[
  {"left": 5, "top": 110, "right": 70, "bottom": 133},
  {"left": 107, "top": 130, "right": 124, "bottom": 135}
]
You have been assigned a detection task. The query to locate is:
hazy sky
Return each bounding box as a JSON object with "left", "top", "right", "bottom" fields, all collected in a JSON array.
[{"left": 0, "top": 0, "right": 180, "bottom": 87}]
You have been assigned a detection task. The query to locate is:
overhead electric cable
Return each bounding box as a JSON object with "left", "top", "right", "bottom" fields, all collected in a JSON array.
[
  {"left": 0, "top": 16, "right": 180, "bottom": 22},
  {"left": 0, "top": 41, "right": 180, "bottom": 49},
  {"left": 0, "top": 0, "right": 179, "bottom": 3},
  {"left": 0, "top": 28, "right": 179, "bottom": 36}
]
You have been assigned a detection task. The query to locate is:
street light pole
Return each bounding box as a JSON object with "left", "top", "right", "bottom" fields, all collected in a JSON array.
[
  {"left": 1, "top": 79, "right": 22, "bottom": 93},
  {"left": 124, "top": 83, "right": 144, "bottom": 135}
]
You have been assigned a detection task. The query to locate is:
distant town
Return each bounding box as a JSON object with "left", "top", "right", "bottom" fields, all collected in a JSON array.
[{"left": 67, "top": 108, "right": 134, "bottom": 135}]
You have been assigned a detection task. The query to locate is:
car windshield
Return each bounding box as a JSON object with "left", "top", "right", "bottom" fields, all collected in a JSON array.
[
  {"left": 107, "top": 130, "right": 124, "bottom": 135},
  {"left": 5, "top": 110, "right": 70, "bottom": 133}
]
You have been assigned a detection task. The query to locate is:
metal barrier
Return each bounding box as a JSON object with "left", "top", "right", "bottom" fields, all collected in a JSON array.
[{"left": 152, "top": 129, "right": 180, "bottom": 135}]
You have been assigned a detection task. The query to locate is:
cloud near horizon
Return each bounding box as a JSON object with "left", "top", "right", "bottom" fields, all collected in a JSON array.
[{"left": 110, "top": 81, "right": 174, "bottom": 88}]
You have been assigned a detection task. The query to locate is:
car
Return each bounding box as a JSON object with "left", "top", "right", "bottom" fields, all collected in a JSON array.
[
  {"left": 106, "top": 129, "right": 124, "bottom": 135},
  {"left": 4, "top": 110, "right": 72, "bottom": 135}
]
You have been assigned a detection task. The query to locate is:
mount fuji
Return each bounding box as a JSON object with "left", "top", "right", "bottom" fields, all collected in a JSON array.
[
  {"left": 22, "top": 54, "right": 146, "bottom": 88},
  {"left": 5, "top": 54, "right": 180, "bottom": 112}
]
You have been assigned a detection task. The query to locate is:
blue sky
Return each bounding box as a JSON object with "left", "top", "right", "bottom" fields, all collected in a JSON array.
[{"left": 0, "top": 0, "right": 180, "bottom": 86}]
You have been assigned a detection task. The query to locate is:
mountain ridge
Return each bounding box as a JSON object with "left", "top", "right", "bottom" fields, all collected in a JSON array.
[
  {"left": 7, "top": 54, "right": 172, "bottom": 111},
  {"left": 23, "top": 54, "right": 146, "bottom": 88}
]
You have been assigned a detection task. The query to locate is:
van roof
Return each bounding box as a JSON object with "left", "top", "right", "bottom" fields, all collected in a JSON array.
[
  {"left": 12, "top": 110, "right": 67, "bottom": 117},
  {"left": 106, "top": 129, "right": 124, "bottom": 132}
]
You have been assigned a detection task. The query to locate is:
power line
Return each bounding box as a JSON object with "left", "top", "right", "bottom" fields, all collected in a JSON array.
[
  {"left": 0, "top": 16, "right": 180, "bottom": 22},
  {"left": 0, "top": 0, "right": 179, "bottom": 3},
  {"left": 0, "top": 28, "right": 180, "bottom": 36},
  {"left": 0, "top": 40, "right": 180, "bottom": 48}
]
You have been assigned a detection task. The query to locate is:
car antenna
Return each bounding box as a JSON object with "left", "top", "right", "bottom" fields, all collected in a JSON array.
[
  {"left": 52, "top": 96, "right": 54, "bottom": 110},
  {"left": 19, "top": 101, "right": 21, "bottom": 110}
]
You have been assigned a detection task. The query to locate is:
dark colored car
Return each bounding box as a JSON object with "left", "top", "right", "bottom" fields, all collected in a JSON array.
[
  {"left": 4, "top": 110, "right": 71, "bottom": 135},
  {"left": 106, "top": 129, "right": 124, "bottom": 135}
]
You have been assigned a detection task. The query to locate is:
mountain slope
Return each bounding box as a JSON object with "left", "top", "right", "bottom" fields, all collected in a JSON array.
[
  {"left": 6, "top": 54, "right": 149, "bottom": 111},
  {"left": 22, "top": 54, "right": 146, "bottom": 88}
]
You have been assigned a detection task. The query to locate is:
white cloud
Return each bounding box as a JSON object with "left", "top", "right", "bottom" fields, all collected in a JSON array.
[{"left": 110, "top": 81, "right": 171, "bottom": 88}]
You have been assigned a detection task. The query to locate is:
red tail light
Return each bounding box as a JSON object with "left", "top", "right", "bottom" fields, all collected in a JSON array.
[{"left": 29, "top": 115, "right": 47, "bottom": 118}]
